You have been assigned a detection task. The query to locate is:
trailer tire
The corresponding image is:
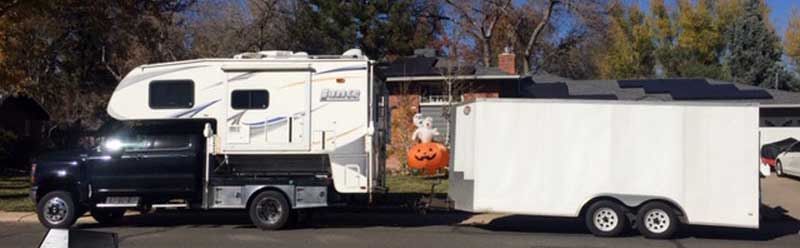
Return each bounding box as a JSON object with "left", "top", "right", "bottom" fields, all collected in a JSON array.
[
  {"left": 36, "top": 191, "right": 78, "bottom": 228},
  {"left": 636, "top": 202, "right": 679, "bottom": 239},
  {"left": 91, "top": 208, "right": 126, "bottom": 225},
  {"left": 776, "top": 160, "right": 785, "bottom": 177},
  {"left": 249, "top": 190, "right": 291, "bottom": 230},
  {"left": 584, "top": 200, "right": 629, "bottom": 237}
]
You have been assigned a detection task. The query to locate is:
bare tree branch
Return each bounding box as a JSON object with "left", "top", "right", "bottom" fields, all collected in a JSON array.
[
  {"left": 523, "top": 0, "right": 559, "bottom": 74},
  {"left": 0, "top": 0, "right": 20, "bottom": 18}
]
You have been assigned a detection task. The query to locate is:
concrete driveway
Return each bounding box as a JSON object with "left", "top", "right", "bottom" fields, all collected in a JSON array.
[{"left": 2, "top": 175, "right": 800, "bottom": 248}]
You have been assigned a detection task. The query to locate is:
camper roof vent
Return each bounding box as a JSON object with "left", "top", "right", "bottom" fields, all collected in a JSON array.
[
  {"left": 342, "top": 49, "right": 363, "bottom": 58},
  {"left": 233, "top": 52, "right": 266, "bottom": 59},
  {"left": 258, "top": 50, "right": 294, "bottom": 57}
]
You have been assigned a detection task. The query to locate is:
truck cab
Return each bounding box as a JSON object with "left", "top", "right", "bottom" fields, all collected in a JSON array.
[{"left": 31, "top": 121, "right": 206, "bottom": 228}]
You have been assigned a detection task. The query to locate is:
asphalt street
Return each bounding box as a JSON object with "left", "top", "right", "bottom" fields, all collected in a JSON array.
[{"left": 2, "top": 176, "right": 800, "bottom": 248}]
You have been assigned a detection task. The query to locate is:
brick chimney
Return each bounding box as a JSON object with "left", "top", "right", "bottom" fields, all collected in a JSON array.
[{"left": 498, "top": 46, "right": 516, "bottom": 75}]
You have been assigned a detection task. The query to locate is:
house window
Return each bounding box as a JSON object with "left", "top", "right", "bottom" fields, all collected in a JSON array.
[
  {"left": 149, "top": 80, "right": 194, "bottom": 109},
  {"left": 231, "top": 90, "right": 269, "bottom": 109}
]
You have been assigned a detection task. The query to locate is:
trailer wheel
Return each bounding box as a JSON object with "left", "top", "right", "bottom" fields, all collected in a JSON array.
[
  {"left": 249, "top": 190, "right": 291, "bottom": 230},
  {"left": 91, "top": 208, "right": 126, "bottom": 225},
  {"left": 776, "top": 160, "right": 785, "bottom": 177},
  {"left": 584, "top": 200, "right": 629, "bottom": 237},
  {"left": 36, "top": 191, "right": 78, "bottom": 228},
  {"left": 636, "top": 202, "right": 679, "bottom": 239}
]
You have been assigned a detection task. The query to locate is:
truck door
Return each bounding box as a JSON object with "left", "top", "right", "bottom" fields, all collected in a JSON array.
[{"left": 223, "top": 66, "right": 312, "bottom": 152}]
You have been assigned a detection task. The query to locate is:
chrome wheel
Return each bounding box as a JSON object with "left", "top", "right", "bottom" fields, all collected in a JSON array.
[
  {"left": 593, "top": 207, "right": 619, "bottom": 232},
  {"left": 44, "top": 197, "right": 69, "bottom": 225},
  {"left": 256, "top": 198, "right": 283, "bottom": 225},
  {"left": 644, "top": 209, "right": 671, "bottom": 234}
]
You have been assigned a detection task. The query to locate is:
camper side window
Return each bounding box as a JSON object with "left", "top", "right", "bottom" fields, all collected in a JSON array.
[
  {"left": 231, "top": 90, "right": 269, "bottom": 109},
  {"left": 149, "top": 80, "right": 194, "bottom": 109}
]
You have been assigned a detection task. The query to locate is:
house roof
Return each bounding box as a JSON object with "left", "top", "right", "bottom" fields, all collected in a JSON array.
[
  {"left": 0, "top": 95, "right": 50, "bottom": 120},
  {"left": 526, "top": 74, "right": 800, "bottom": 106},
  {"left": 380, "top": 55, "right": 513, "bottom": 80}
]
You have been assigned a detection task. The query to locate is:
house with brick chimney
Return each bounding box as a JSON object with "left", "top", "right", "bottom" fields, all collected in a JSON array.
[
  {"left": 378, "top": 49, "right": 522, "bottom": 171},
  {"left": 379, "top": 48, "right": 800, "bottom": 172}
]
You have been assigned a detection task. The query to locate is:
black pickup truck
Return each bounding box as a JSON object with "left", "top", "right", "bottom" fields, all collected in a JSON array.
[{"left": 31, "top": 122, "right": 204, "bottom": 228}]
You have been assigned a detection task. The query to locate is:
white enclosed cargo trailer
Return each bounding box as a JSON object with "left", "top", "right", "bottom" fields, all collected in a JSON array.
[{"left": 449, "top": 99, "right": 760, "bottom": 238}]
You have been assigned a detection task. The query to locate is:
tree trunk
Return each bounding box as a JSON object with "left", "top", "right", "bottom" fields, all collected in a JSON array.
[
  {"left": 524, "top": 0, "right": 558, "bottom": 74},
  {"left": 482, "top": 37, "right": 492, "bottom": 66}
]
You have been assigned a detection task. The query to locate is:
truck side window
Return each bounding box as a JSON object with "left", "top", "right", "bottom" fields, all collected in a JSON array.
[
  {"left": 152, "top": 135, "right": 192, "bottom": 150},
  {"left": 122, "top": 135, "right": 152, "bottom": 151},
  {"left": 231, "top": 90, "right": 269, "bottom": 109},
  {"left": 149, "top": 80, "right": 194, "bottom": 109}
]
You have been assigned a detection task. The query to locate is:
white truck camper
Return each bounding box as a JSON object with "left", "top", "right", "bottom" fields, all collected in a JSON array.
[
  {"left": 105, "top": 49, "right": 390, "bottom": 229},
  {"left": 449, "top": 99, "right": 760, "bottom": 239}
]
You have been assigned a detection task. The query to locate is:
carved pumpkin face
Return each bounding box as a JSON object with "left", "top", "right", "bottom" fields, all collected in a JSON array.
[{"left": 407, "top": 142, "right": 449, "bottom": 174}]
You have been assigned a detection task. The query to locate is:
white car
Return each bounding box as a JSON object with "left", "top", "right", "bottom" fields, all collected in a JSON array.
[{"left": 776, "top": 142, "right": 800, "bottom": 177}]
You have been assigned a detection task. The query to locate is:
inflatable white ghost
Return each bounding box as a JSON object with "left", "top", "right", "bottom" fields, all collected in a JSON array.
[{"left": 411, "top": 113, "right": 439, "bottom": 143}]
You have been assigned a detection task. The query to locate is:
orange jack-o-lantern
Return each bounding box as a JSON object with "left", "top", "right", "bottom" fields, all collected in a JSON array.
[{"left": 407, "top": 142, "right": 449, "bottom": 174}]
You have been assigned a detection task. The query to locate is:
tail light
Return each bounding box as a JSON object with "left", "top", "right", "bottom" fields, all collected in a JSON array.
[{"left": 30, "top": 163, "right": 36, "bottom": 183}]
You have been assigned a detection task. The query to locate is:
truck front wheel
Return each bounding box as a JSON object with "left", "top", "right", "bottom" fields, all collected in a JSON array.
[
  {"left": 248, "top": 190, "right": 291, "bottom": 230},
  {"left": 36, "top": 191, "right": 78, "bottom": 228},
  {"left": 584, "top": 200, "right": 630, "bottom": 237},
  {"left": 636, "top": 202, "right": 679, "bottom": 239},
  {"left": 91, "top": 208, "right": 126, "bottom": 225}
]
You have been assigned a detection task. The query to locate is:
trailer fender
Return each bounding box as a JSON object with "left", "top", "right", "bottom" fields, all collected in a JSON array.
[{"left": 579, "top": 194, "right": 687, "bottom": 223}]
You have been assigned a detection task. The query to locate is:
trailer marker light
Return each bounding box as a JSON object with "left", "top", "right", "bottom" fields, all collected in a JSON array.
[{"left": 336, "top": 78, "right": 346, "bottom": 84}]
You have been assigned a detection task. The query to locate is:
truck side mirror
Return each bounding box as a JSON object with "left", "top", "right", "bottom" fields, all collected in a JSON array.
[{"left": 203, "top": 123, "right": 213, "bottom": 138}]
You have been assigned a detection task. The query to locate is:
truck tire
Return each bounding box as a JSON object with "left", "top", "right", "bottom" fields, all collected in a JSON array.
[
  {"left": 36, "top": 191, "right": 78, "bottom": 228},
  {"left": 91, "top": 208, "right": 126, "bottom": 225},
  {"left": 584, "top": 200, "right": 629, "bottom": 237},
  {"left": 636, "top": 202, "right": 679, "bottom": 239},
  {"left": 776, "top": 160, "right": 785, "bottom": 177},
  {"left": 249, "top": 190, "right": 291, "bottom": 230}
]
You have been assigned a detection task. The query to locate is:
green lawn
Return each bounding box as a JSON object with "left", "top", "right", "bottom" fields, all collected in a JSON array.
[
  {"left": 0, "top": 176, "right": 34, "bottom": 212},
  {"left": 386, "top": 174, "right": 448, "bottom": 194}
]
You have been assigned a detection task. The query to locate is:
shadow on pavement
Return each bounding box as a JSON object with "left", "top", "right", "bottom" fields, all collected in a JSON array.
[
  {"left": 75, "top": 207, "right": 473, "bottom": 230},
  {"left": 73, "top": 197, "right": 800, "bottom": 242},
  {"left": 673, "top": 205, "right": 800, "bottom": 241},
  {"left": 479, "top": 204, "right": 800, "bottom": 241}
]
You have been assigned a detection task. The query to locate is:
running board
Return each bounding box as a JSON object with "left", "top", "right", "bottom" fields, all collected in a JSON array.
[
  {"left": 152, "top": 203, "right": 189, "bottom": 209},
  {"left": 95, "top": 203, "right": 137, "bottom": 208}
]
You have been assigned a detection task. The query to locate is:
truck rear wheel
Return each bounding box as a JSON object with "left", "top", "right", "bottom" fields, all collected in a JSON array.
[
  {"left": 249, "top": 190, "right": 291, "bottom": 230},
  {"left": 36, "top": 191, "right": 78, "bottom": 228},
  {"left": 584, "top": 200, "right": 629, "bottom": 237},
  {"left": 91, "top": 208, "right": 126, "bottom": 225},
  {"left": 636, "top": 202, "right": 679, "bottom": 239}
]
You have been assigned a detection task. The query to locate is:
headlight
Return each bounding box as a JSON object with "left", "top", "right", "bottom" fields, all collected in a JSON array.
[{"left": 104, "top": 139, "right": 123, "bottom": 151}]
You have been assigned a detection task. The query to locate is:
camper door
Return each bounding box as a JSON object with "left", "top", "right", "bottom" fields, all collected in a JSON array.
[{"left": 223, "top": 65, "right": 311, "bottom": 152}]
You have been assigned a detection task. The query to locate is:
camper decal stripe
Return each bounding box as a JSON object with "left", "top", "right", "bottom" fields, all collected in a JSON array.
[
  {"left": 171, "top": 99, "right": 220, "bottom": 118},
  {"left": 116, "top": 65, "right": 210, "bottom": 91},
  {"left": 315, "top": 65, "right": 366, "bottom": 75},
  {"left": 228, "top": 72, "right": 256, "bottom": 82},
  {"left": 239, "top": 103, "right": 329, "bottom": 127}
]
